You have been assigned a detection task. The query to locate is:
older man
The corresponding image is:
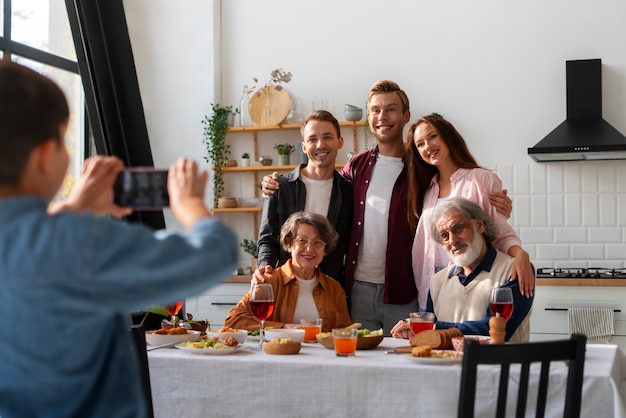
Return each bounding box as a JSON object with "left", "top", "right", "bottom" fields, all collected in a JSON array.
[{"left": 391, "top": 197, "right": 534, "bottom": 342}]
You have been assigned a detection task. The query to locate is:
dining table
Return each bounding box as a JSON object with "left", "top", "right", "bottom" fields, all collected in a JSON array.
[{"left": 147, "top": 337, "right": 626, "bottom": 418}]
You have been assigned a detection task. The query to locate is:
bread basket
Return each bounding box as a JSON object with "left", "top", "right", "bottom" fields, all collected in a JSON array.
[{"left": 263, "top": 339, "right": 301, "bottom": 355}]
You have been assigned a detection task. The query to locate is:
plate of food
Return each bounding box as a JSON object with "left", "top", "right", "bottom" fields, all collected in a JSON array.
[
  {"left": 144, "top": 328, "right": 201, "bottom": 346},
  {"left": 407, "top": 346, "right": 463, "bottom": 364},
  {"left": 206, "top": 327, "right": 248, "bottom": 344},
  {"left": 175, "top": 338, "right": 243, "bottom": 355}
]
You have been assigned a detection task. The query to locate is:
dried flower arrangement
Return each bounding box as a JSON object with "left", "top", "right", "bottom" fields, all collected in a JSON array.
[{"left": 250, "top": 68, "right": 293, "bottom": 93}]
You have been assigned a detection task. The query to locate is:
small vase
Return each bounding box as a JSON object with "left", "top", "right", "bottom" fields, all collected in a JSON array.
[
  {"left": 241, "top": 158, "right": 250, "bottom": 167},
  {"left": 277, "top": 154, "right": 290, "bottom": 166}
]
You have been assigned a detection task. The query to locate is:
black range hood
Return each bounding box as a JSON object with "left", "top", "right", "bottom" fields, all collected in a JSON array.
[{"left": 528, "top": 59, "right": 626, "bottom": 162}]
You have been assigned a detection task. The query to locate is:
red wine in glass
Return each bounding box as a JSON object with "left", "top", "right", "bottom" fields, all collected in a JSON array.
[
  {"left": 165, "top": 300, "right": 183, "bottom": 325},
  {"left": 489, "top": 302, "right": 514, "bottom": 321},
  {"left": 249, "top": 284, "right": 275, "bottom": 347},
  {"left": 250, "top": 300, "right": 275, "bottom": 321},
  {"left": 490, "top": 288, "right": 514, "bottom": 321}
]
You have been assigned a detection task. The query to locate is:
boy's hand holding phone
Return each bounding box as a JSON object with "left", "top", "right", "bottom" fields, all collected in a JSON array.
[{"left": 50, "top": 156, "right": 132, "bottom": 217}]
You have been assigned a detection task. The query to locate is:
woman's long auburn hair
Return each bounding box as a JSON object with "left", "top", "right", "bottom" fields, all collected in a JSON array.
[{"left": 405, "top": 114, "right": 481, "bottom": 230}]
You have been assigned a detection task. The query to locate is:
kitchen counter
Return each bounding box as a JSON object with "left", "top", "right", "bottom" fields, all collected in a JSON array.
[
  {"left": 537, "top": 278, "right": 626, "bottom": 287},
  {"left": 224, "top": 275, "right": 253, "bottom": 283},
  {"left": 226, "top": 275, "right": 626, "bottom": 286}
]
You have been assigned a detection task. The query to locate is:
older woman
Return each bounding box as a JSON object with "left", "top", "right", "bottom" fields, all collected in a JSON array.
[{"left": 224, "top": 212, "right": 352, "bottom": 332}]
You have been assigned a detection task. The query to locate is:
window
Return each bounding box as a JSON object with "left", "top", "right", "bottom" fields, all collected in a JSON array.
[{"left": 0, "top": 0, "right": 87, "bottom": 201}]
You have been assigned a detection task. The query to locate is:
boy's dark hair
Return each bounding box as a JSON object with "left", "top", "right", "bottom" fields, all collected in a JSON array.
[{"left": 0, "top": 62, "right": 69, "bottom": 186}]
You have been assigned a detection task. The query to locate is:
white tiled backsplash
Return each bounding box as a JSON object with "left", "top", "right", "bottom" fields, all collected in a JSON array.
[{"left": 494, "top": 161, "right": 626, "bottom": 270}]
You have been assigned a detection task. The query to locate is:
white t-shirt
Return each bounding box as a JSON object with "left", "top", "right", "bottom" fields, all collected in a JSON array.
[
  {"left": 291, "top": 277, "right": 320, "bottom": 323},
  {"left": 301, "top": 174, "right": 333, "bottom": 216},
  {"left": 353, "top": 154, "right": 404, "bottom": 284}
]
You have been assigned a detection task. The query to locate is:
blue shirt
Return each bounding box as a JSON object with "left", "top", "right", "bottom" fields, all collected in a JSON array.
[{"left": 0, "top": 196, "right": 238, "bottom": 417}]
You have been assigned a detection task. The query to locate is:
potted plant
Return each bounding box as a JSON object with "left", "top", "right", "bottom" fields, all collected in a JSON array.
[
  {"left": 202, "top": 103, "right": 236, "bottom": 206},
  {"left": 274, "top": 143, "right": 295, "bottom": 166},
  {"left": 240, "top": 238, "right": 259, "bottom": 273},
  {"left": 241, "top": 152, "right": 251, "bottom": 167},
  {"left": 140, "top": 305, "right": 210, "bottom": 331}
]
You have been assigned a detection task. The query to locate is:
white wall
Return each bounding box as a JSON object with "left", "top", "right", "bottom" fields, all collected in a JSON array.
[
  {"left": 124, "top": 0, "right": 219, "bottom": 228},
  {"left": 127, "top": 0, "right": 626, "bottom": 270}
]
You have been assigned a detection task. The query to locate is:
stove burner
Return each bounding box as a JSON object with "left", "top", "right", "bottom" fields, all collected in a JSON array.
[{"left": 536, "top": 268, "right": 626, "bottom": 279}]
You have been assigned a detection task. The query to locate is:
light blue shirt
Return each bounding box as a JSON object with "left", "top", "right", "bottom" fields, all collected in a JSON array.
[{"left": 0, "top": 196, "right": 238, "bottom": 417}]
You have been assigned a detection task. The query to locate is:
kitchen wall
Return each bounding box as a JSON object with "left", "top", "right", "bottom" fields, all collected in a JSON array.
[{"left": 125, "top": 0, "right": 626, "bottom": 270}]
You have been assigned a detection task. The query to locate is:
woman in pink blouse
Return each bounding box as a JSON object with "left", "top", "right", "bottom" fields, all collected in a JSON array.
[{"left": 405, "top": 113, "right": 534, "bottom": 310}]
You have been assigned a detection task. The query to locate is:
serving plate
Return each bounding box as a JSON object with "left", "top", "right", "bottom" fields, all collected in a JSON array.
[
  {"left": 145, "top": 330, "right": 201, "bottom": 346},
  {"left": 206, "top": 330, "right": 248, "bottom": 344},
  {"left": 407, "top": 350, "right": 463, "bottom": 364},
  {"left": 175, "top": 344, "right": 243, "bottom": 355}
]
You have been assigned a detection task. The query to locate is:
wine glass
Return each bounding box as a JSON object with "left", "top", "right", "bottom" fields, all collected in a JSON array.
[
  {"left": 490, "top": 288, "right": 514, "bottom": 321},
  {"left": 249, "top": 283, "right": 275, "bottom": 348},
  {"left": 165, "top": 300, "right": 183, "bottom": 326}
]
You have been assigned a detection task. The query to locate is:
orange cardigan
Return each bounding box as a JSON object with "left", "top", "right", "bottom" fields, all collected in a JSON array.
[{"left": 224, "top": 260, "right": 351, "bottom": 332}]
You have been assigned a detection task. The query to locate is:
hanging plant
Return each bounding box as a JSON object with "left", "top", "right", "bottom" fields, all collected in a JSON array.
[
  {"left": 364, "top": 117, "right": 376, "bottom": 150},
  {"left": 202, "top": 103, "right": 236, "bottom": 206}
]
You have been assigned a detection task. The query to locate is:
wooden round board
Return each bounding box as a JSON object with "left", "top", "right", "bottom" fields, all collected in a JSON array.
[{"left": 249, "top": 86, "right": 290, "bottom": 126}]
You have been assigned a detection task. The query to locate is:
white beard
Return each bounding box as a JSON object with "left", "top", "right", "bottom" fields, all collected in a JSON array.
[{"left": 449, "top": 227, "right": 484, "bottom": 267}]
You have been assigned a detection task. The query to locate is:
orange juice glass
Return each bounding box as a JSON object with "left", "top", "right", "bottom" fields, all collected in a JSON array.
[
  {"left": 300, "top": 318, "right": 323, "bottom": 343},
  {"left": 332, "top": 328, "right": 358, "bottom": 357}
]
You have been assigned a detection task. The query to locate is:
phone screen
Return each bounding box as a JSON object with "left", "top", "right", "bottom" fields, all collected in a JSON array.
[{"left": 113, "top": 168, "right": 169, "bottom": 210}]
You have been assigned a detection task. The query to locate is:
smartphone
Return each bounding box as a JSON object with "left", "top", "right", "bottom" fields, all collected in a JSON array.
[{"left": 113, "top": 167, "right": 169, "bottom": 210}]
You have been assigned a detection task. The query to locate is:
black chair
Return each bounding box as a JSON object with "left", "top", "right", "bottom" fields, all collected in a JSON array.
[
  {"left": 458, "top": 334, "right": 587, "bottom": 418},
  {"left": 130, "top": 324, "right": 155, "bottom": 418}
]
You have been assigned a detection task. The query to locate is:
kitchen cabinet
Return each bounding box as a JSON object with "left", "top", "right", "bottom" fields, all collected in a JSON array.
[
  {"left": 185, "top": 279, "right": 250, "bottom": 330},
  {"left": 530, "top": 281, "right": 626, "bottom": 352}
]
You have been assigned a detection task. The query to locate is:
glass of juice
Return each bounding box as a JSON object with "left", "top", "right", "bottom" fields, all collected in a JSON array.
[
  {"left": 409, "top": 312, "right": 436, "bottom": 335},
  {"left": 300, "top": 318, "right": 323, "bottom": 343},
  {"left": 332, "top": 328, "right": 358, "bottom": 357}
]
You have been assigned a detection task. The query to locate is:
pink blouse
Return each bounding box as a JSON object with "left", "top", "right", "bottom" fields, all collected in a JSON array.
[{"left": 412, "top": 167, "right": 521, "bottom": 309}]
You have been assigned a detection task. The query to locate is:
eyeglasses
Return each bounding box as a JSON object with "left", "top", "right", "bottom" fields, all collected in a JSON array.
[
  {"left": 438, "top": 221, "right": 469, "bottom": 242},
  {"left": 294, "top": 237, "right": 326, "bottom": 250}
]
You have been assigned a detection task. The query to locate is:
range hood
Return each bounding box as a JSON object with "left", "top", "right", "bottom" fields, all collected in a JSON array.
[{"left": 528, "top": 59, "right": 626, "bottom": 162}]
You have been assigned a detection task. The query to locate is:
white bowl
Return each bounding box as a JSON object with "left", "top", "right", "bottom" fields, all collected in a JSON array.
[
  {"left": 144, "top": 330, "right": 201, "bottom": 346},
  {"left": 264, "top": 328, "right": 305, "bottom": 343},
  {"left": 206, "top": 330, "right": 248, "bottom": 344}
]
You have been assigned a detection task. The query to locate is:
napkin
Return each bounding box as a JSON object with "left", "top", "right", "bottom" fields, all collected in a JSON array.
[{"left": 568, "top": 307, "right": 615, "bottom": 343}]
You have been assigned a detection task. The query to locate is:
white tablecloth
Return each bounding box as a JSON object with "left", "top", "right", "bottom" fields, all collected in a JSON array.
[{"left": 148, "top": 338, "right": 626, "bottom": 418}]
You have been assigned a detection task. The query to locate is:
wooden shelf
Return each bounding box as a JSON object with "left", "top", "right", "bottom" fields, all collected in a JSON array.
[
  {"left": 224, "top": 275, "right": 253, "bottom": 283},
  {"left": 220, "top": 163, "right": 345, "bottom": 172},
  {"left": 212, "top": 207, "right": 262, "bottom": 213},
  {"left": 227, "top": 120, "right": 366, "bottom": 133}
]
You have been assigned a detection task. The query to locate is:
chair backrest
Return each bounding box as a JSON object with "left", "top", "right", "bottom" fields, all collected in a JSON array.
[
  {"left": 130, "top": 324, "right": 155, "bottom": 418},
  {"left": 458, "top": 333, "right": 586, "bottom": 418}
]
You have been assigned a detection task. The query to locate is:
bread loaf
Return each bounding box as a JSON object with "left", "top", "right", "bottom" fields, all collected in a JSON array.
[{"left": 410, "top": 327, "right": 463, "bottom": 349}]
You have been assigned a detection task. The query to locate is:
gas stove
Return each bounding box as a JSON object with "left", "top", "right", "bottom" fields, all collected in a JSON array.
[{"left": 536, "top": 267, "right": 626, "bottom": 279}]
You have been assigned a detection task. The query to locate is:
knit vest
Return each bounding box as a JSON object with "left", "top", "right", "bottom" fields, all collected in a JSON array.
[{"left": 429, "top": 250, "right": 530, "bottom": 342}]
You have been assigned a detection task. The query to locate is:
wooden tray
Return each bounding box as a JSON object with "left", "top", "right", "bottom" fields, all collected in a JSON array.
[{"left": 249, "top": 86, "right": 290, "bottom": 126}]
